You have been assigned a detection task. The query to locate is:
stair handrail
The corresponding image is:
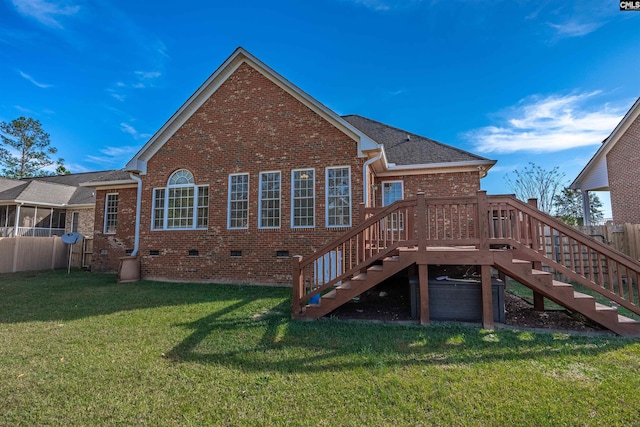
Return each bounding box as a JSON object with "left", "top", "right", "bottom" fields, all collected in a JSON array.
[{"left": 488, "top": 194, "right": 640, "bottom": 314}]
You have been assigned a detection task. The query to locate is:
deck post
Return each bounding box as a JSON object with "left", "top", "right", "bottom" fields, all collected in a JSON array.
[
  {"left": 477, "top": 190, "right": 489, "bottom": 250},
  {"left": 417, "top": 192, "right": 426, "bottom": 251},
  {"left": 481, "top": 264, "right": 494, "bottom": 329},
  {"left": 359, "top": 202, "right": 366, "bottom": 263},
  {"left": 418, "top": 263, "right": 429, "bottom": 325},
  {"left": 292, "top": 256, "right": 303, "bottom": 317}
]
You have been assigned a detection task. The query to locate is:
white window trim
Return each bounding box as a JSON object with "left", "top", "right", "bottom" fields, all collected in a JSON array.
[
  {"left": 258, "top": 170, "right": 281, "bottom": 229},
  {"left": 151, "top": 169, "right": 208, "bottom": 231},
  {"left": 227, "top": 173, "right": 250, "bottom": 230},
  {"left": 103, "top": 193, "right": 118, "bottom": 234},
  {"left": 291, "top": 168, "right": 315, "bottom": 229},
  {"left": 325, "top": 166, "right": 352, "bottom": 228},
  {"left": 381, "top": 180, "right": 404, "bottom": 206}
]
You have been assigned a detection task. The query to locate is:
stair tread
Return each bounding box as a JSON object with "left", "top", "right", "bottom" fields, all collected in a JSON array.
[
  {"left": 552, "top": 280, "right": 573, "bottom": 288},
  {"left": 532, "top": 269, "right": 551, "bottom": 275},
  {"left": 512, "top": 259, "right": 531, "bottom": 265},
  {"left": 352, "top": 273, "right": 367, "bottom": 281},
  {"left": 336, "top": 281, "right": 351, "bottom": 290},
  {"left": 617, "top": 315, "right": 640, "bottom": 324},
  {"left": 322, "top": 290, "right": 336, "bottom": 299},
  {"left": 594, "top": 302, "right": 617, "bottom": 312},
  {"left": 573, "top": 291, "right": 594, "bottom": 300},
  {"left": 368, "top": 265, "right": 384, "bottom": 272}
]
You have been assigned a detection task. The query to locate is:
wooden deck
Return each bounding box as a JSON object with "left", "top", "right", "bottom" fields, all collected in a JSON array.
[{"left": 292, "top": 192, "right": 640, "bottom": 337}]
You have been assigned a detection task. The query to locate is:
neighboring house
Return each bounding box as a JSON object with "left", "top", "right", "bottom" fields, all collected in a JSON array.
[
  {"left": 86, "top": 47, "right": 496, "bottom": 283},
  {"left": 0, "top": 171, "right": 115, "bottom": 238},
  {"left": 571, "top": 97, "right": 640, "bottom": 225}
]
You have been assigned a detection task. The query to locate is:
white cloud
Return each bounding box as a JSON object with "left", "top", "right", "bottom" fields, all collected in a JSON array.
[
  {"left": 467, "top": 92, "right": 626, "bottom": 154},
  {"left": 342, "top": 0, "right": 425, "bottom": 11},
  {"left": 18, "top": 70, "right": 52, "bottom": 88},
  {"left": 547, "top": 19, "right": 604, "bottom": 38},
  {"left": 120, "top": 123, "right": 151, "bottom": 140},
  {"left": 10, "top": 0, "right": 80, "bottom": 29},
  {"left": 85, "top": 145, "right": 139, "bottom": 165}
]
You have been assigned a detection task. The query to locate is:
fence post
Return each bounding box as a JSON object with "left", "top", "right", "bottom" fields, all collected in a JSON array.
[
  {"left": 417, "top": 192, "right": 426, "bottom": 251},
  {"left": 292, "top": 256, "right": 303, "bottom": 317},
  {"left": 477, "top": 190, "right": 489, "bottom": 250}
]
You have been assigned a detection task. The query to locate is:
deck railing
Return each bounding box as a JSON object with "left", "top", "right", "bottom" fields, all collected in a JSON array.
[
  {"left": 487, "top": 195, "right": 640, "bottom": 316},
  {"left": 292, "top": 192, "right": 640, "bottom": 318},
  {"left": 0, "top": 227, "right": 66, "bottom": 237}
]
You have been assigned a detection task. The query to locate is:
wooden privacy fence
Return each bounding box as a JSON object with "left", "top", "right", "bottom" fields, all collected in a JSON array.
[
  {"left": 0, "top": 237, "right": 92, "bottom": 273},
  {"left": 574, "top": 224, "right": 640, "bottom": 262}
]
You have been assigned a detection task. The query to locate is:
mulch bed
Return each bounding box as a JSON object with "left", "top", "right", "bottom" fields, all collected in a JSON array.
[{"left": 328, "top": 282, "right": 605, "bottom": 333}]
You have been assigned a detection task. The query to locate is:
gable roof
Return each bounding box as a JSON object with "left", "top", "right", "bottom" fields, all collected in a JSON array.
[
  {"left": 0, "top": 171, "right": 119, "bottom": 207},
  {"left": 570, "top": 97, "right": 640, "bottom": 191},
  {"left": 126, "top": 47, "right": 380, "bottom": 174},
  {"left": 343, "top": 115, "right": 493, "bottom": 166}
]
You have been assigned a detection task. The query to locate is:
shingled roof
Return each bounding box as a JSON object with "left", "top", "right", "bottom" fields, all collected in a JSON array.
[
  {"left": 342, "top": 115, "right": 492, "bottom": 166},
  {"left": 0, "top": 170, "right": 120, "bottom": 207}
]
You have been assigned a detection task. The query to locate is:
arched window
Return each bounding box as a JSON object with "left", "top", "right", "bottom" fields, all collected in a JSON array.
[{"left": 152, "top": 169, "right": 209, "bottom": 230}]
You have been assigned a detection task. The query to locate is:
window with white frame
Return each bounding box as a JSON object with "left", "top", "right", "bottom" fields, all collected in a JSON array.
[
  {"left": 326, "top": 166, "right": 351, "bottom": 227},
  {"left": 292, "top": 169, "right": 314, "bottom": 228},
  {"left": 228, "top": 173, "right": 249, "bottom": 229},
  {"left": 152, "top": 169, "right": 208, "bottom": 230},
  {"left": 259, "top": 171, "right": 281, "bottom": 228},
  {"left": 382, "top": 180, "right": 404, "bottom": 230},
  {"left": 104, "top": 193, "right": 118, "bottom": 234}
]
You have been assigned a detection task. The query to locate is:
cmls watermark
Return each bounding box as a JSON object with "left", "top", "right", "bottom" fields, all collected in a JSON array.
[{"left": 620, "top": 1, "right": 640, "bottom": 10}]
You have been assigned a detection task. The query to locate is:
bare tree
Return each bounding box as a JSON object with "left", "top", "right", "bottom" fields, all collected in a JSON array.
[
  {"left": 504, "top": 162, "right": 565, "bottom": 214},
  {"left": 553, "top": 187, "right": 604, "bottom": 225}
]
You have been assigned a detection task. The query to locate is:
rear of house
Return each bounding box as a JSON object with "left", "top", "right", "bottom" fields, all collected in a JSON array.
[{"left": 87, "top": 47, "right": 495, "bottom": 285}]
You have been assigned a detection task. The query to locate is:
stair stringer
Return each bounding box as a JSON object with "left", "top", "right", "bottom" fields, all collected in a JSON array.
[
  {"left": 303, "top": 250, "right": 417, "bottom": 319},
  {"left": 493, "top": 250, "right": 640, "bottom": 337}
]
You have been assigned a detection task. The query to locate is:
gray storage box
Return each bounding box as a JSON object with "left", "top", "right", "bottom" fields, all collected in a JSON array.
[{"left": 410, "top": 277, "right": 505, "bottom": 323}]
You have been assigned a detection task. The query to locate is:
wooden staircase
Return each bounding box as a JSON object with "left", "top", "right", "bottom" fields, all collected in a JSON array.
[
  {"left": 493, "top": 250, "right": 640, "bottom": 336},
  {"left": 302, "top": 249, "right": 416, "bottom": 319},
  {"left": 291, "top": 192, "right": 640, "bottom": 337}
]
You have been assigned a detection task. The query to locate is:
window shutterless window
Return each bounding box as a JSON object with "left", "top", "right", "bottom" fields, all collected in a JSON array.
[
  {"left": 152, "top": 169, "right": 208, "bottom": 230},
  {"left": 326, "top": 166, "right": 351, "bottom": 227},
  {"left": 228, "top": 173, "right": 249, "bottom": 229},
  {"left": 291, "top": 169, "right": 314, "bottom": 228},
  {"left": 259, "top": 171, "right": 281, "bottom": 228},
  {"left": 382, "top": 180, "right": 404, "bottom": 230},
  {"left": 104, "top": 194, "right": 118, "bottom": 234}
]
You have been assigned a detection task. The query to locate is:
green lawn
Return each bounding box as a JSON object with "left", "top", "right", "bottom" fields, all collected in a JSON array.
[{"left": 1, "top": 270, "right": 639, "bottom": 426}]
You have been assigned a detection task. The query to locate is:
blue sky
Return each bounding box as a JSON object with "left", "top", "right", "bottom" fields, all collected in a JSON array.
[{"left": 1, "top": 0, "right": 639, "bottom": 216}]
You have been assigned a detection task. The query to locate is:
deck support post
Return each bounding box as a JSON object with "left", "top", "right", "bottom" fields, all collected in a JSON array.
[
  {"left": 292, "top": 256, "right": 303, "bottom": 317},
  {"left": 477, "top": 190, "right": 489, "bottom": 251},
  {"left": 419, "top": 263, "right": 429, "bottom": 325},
  {"left": 532, "top": 260, "right": 545, "bottom": 311},
  {"left": 481, "top": 264, "right": 494, "bottom": 329}
]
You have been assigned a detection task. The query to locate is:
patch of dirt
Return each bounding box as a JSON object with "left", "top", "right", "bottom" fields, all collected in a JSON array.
[{"left": 328, "top": 281, "right": 605, "bottom": 333}]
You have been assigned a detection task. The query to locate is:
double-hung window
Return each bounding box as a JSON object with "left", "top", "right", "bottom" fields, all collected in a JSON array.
[
  {"left": 152, "top": 169, "right": 208, "bottom": 230},
  {"left": 259, "top": 171, "right": 281, "bottom": 228},
  {"left": 292, "top": 169, "right": 314, "bottom": 228},
  {"left": 228, "top": 173, "right": 249, "bottom": 229},
  {"left": 104, "top": 193, "right": 118, "bottom": 234},
  {"left": 382, "top": 181, "right": 404, "bottom": 230},
  {"left": 326, "top": 166, "right": 351, "bottom": 227}
]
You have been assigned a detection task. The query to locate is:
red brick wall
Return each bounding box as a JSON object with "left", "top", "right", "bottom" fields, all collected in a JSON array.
[
  {"left": 92, "top": 62, "right": 482, "bottom": 284},
  {"left": 607, "top": 117, "right": 640, "bottom": 224},
  {"left": 373, "top": 172, "right": 480, "bottom": 206},
  {"left": 91, "top": 188, "right": 137, "bottom": 272}
]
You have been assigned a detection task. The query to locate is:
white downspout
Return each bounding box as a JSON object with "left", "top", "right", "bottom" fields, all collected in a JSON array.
[
  {"left": 129, "top": 173, "right": 142, "bottom": 256},
  {"left": 363, "top": 151, "right": 383, "bottom": 206}
]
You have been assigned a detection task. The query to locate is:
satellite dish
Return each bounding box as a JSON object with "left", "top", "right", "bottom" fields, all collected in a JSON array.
[
  {"left": 61, "top": 232, "right": 83, "bottom": 245},
  {"left": 61, "top": 232, "right": 83, "bottom": 274}
]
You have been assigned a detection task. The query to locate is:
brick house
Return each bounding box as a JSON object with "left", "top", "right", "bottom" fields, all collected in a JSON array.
[
  {"left": 87, "top": 47, "right": 495, "bottom": 284},
  {"left": 571, "top": 97, "right": 640, "bottom": 225}
]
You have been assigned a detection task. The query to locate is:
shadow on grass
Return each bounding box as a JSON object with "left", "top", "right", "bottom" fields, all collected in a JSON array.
[
  {"left": 0, "top": 269, "right": 288, "bottom": 323},
  {"left": 166, "top": 295, "right": 638, "bottom": 374}
]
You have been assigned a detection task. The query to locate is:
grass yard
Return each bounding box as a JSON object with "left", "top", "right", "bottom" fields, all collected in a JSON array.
[{"left": 1, "top": 270, "right": 639, "bottom": 426}]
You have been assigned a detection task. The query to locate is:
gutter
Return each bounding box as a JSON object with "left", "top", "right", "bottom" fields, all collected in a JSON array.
[
  {"left": 362, "top": 151, "right": 383, "bottom": 206},
  {"left": 129, "top": 173, "right": 142, "bottom": 257}
]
